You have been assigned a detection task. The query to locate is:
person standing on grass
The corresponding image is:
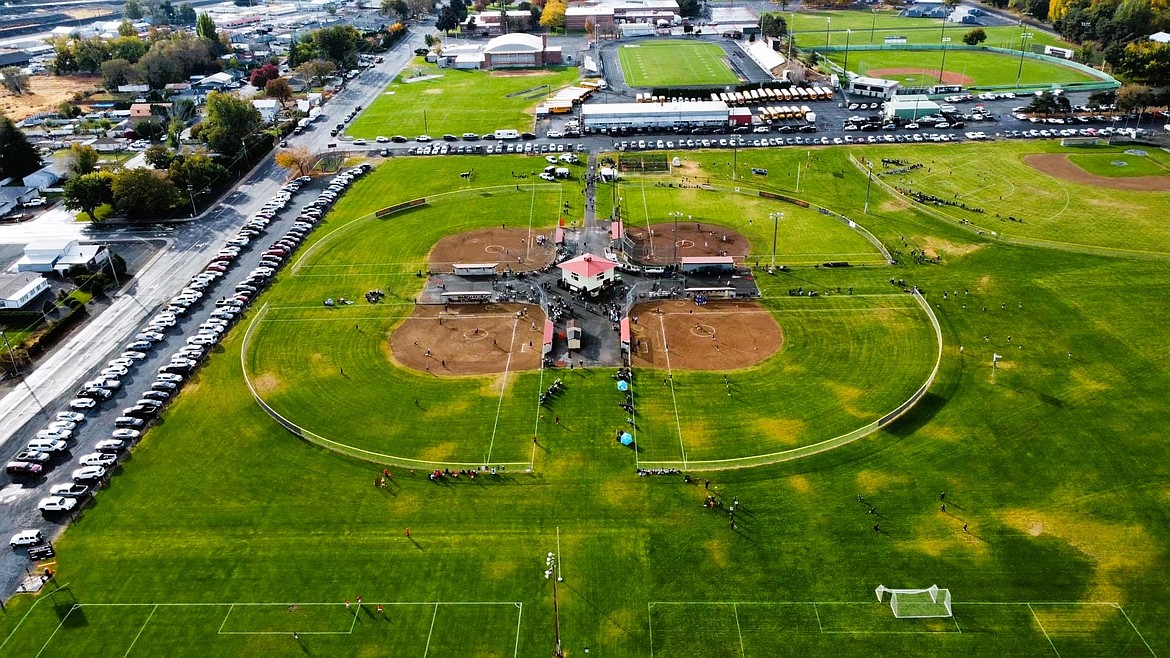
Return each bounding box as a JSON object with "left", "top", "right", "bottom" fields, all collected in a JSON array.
[{"left": 405, "top": 528, "right": 411, "bottom": 538}]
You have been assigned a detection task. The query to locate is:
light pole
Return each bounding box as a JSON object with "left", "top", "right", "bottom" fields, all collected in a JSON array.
[
  {"left": 863, "top": 159, "right": 874, "bottom": 214},
  {"left": 870, "top": 8, "right": 878, "bottom": 44},
  {"left": 939, "top": 36, "right": 951, "bottom": 85},
  {"left": 788, "top": 11, "right": 795, "bottom": 61},
  {"left": 668, "top": 211, "right": 683, "bottom": 265},
  {"left": 825, "top": 17, "right": 831, "bottom": 48},
  {"left": 843, "top": 29, "right": 852, "bottom": 76},
  {"left": 1015, "top": 32, "right": 1033, "bottom": 88},
  {"left": 186, "top": 185, "right": 197, "bottom": 218},
  {"left": 0, "top": 331, "right": 43, "bottom": 411},
  {"left": 769, "top": 212, "right": 782, "bottom": 269},
  {"left": 544, "top": 552, "right": 564, "bottom": 658}
]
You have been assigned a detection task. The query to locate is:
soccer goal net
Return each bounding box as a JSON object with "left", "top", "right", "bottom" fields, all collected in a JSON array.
[{"left": 875, "top": 584, "right": 953, "bottom": 619}]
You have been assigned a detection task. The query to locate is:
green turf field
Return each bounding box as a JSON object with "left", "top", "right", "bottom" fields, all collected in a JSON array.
[
  {"left": 1066, "top": 148, "right": 1170, "bottom": 177},
  {"left": 785, "top": 9, "right": 1073, "bottom": 50},
  {"left": 346, "top": 58, "right": 578, "bottom": 139},
  {"left": 847, "top": 49, "right": 1097, "bottom": 87},
  {"left": 3, "top": 148, "right": 1170, "bottom": 656},
  {"left": 618, "top": 40, "right": 741, "bottom": 87}
]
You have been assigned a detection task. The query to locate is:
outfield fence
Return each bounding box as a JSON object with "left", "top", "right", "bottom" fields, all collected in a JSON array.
[
  {"left": 240, "top": 303, "right": 531, "bottom": 472},
  {"left": 638, "top": 289, "right": 944, "bottom": 472}
]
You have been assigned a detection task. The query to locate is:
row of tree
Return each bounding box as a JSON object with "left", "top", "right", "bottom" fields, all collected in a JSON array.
[{"left": 124, "top": 0, "right": 197, "bottom": 25}]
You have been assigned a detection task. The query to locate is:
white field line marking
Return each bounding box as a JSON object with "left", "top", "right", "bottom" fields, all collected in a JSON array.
[
  {"left": 647, "top": 602, "right": 655, "bottom": 658},
  {"left": 1113, "top": 604, "right": 1157, "bottom": 657},
  {"left": 34, "top": 604, "right": 76, "bottom": 658},
  {"left": 658, "top": 314, "right": 686, "bottom": 468},
  {"left": 123, "top": 604, "right": 158, "bottom": 657},
  {"left": 512, "top": 603, "right": 523, "bottom": 658},
  {"left": 423, "top": 603, "right": 439, "bottom": 657},
  {"left": 733, "top": 603, "right": 745, "bottom": 658},
  {"left": 217, "top": 603, "right": 236, "bottom": 635},
  {"left": 1028, "top": 604, "right": 1061, "bottom": 658},
  {"left": 528, "top": 184, "right": 538, "bottom": 261},
  {"left": 0, "top": 581, "right": 62, "bottom": 653},
  {"left": 813, "top": 602, "right": 823, "bottom": 633},
  {"left": 485, "top": 318, "right": 521, "bottom": 465},
  {"left": 530, "top": 352, "right": 544, "bottom": 470}
]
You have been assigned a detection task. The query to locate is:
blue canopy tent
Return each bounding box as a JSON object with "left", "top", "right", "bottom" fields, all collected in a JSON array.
[{"left": 620, "top": 432, "right": 634, "bottom": 446}]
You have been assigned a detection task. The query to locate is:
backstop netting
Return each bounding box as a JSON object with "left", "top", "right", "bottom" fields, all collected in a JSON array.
[{"left": 875, "top": 585, "right": 953, "bottom": 619}]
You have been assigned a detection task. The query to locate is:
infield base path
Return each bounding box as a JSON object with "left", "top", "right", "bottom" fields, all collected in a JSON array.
[
  {"left": 391, "top": 303, "right": 545, "bottom": 376},
  {"left": 1022, "top": 153, "right": 1170, "bottom": 191},
  {"left": 629, "top": 300, "right": 782, "bottom": 371}
]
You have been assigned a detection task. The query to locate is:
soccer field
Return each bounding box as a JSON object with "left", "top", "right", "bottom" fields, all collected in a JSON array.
[
  {"left": 785, "top": 9, "right": 1074, "bottom": 50},
  {"left": 3, "top": 149, "right": 1170, "bottom": 656},
  {"left": 618, "top": 40, "right": 741, "bottom": 87}
]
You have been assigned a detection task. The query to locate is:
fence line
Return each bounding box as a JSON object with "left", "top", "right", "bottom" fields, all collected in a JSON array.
[
  {"left": 239, "top": 303, "right": 529, "bottom": 472},
  {"left": 638, "top": 290, "right": 944, "bottom": 472}
]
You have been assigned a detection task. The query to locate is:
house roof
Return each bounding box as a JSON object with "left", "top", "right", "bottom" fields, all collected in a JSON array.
[
  {"left": 558, "top": 253, "right": 618, "bottom": 278},
  {"left": 1150, "top": 31, "right": 1170, "bottom": 43},
  {"left": 252, "top": 99, "right": 279, "bottom": 109},
  {"left": 485, "top": 33, "right": 544, "bottom": 54},
  {"left": 0, "top": 273, "right": 46, "bottom": 300}
]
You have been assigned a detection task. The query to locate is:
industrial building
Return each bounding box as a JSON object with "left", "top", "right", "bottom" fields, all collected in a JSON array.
[
  {"left": 884, "top": 95, "right": 942, "bottom": 121},
  {"left": 581, "top": 101, "right": 730, "bottom": 131},
  {"left": 564, "top": 0, "right": 680, "bottom": 31}
]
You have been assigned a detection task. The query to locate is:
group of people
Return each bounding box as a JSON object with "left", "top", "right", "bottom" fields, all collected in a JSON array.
[{"left": 365, "top": 289, "right": 386, "bottom": 304}]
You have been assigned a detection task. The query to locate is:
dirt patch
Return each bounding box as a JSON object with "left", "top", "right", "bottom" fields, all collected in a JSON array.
[
  {"left": 920, "top": 236, "right": 985, "bottom": 259},
  {"left": 422, "top": 88, "right": 443, "bottom": 95},
  {"left": 1022, "top": 153, "right": 1170, "bottom": 191},
  {"left": 624, "top": 222, "right": 750, "bottom": 266},
  {"left": 0, "top": 75, "right": 102, "bottom": 122},
  {"left": 390, "top": 303, "right": 545, "bottom": 376},
  {"left": 629, "top": 300, "right": 782, "bottom": 371},
  {"left": 251, "top": 373, "right": 283, "bottom": 396},
  {"left": 429, "top": 227, "right": 556, "bottom": 273},
  {"left": 866, "top": 68, "right": 974, "bottom": 86}
]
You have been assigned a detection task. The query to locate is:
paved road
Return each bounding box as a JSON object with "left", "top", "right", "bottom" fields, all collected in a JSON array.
[{"left": 0, "top": 27, "right": 427, "bottom": 596}]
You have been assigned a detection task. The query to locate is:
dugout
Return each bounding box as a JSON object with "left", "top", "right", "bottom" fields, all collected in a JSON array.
[
  {"left": 441, "top": 290, "right": 493, "bottom": 303},
  {"left": 680, "top": 256, "right": 735, "bottom": 274},
  {"left": 620, "top": 317, "right": 631, "bottom": 355},
  {"left": 542, "top": 319, "right": 555, "bottom": 356},
  {"left": 686, "top": 286, "right": 737, "bottom": 299},
  {"left": 452, "top": 263, "right": 498, "bottom": 276}
]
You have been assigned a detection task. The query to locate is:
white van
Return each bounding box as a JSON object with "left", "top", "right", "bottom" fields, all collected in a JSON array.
[{"left": 494, "top": 129, "right": 521, "bottom": 140}]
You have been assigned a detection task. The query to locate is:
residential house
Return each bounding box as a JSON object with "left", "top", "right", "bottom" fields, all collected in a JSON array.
[
  {"left": 0, "top": 273, "right": 50, "bottom": 310},
  {"left": 16, "top": 239, "right": 111, "bottom": 275},
  {"left": 0, "top": 187, "right": 41, "bottom": 217},
  {"left": 251, "top": 98, "right": 280, "bottom": 123}
]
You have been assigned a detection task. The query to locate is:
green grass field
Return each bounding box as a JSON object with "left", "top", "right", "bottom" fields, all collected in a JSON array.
[
  {"left": 785, "top": 9, "right": 1073, "bottom": 50},
  {"left": 346, "top": 59, "right": 579, "bottom": 139},
  {"left": 1067, "top": 148, "right": 1170, "bottom": 177},
  {"left": 618, "top": 40, "right": 741, "bottom": 88},
  {"left": 848, "top": 49, "right": 1097, "bottom": 87},
  {"left": 3, "top": 147, "right": 1170, "bottom": 656}
]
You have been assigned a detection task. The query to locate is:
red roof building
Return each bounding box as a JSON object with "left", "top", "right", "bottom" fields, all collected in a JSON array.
[{"left": 557, "top": 253, "right": 619, "bottom": 294}]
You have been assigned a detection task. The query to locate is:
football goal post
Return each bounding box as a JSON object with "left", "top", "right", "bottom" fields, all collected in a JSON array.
[{"left": 875, "top": 584, "right": 953, "bottom": 619}]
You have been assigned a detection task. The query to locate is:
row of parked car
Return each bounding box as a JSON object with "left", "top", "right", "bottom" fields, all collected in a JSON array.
[{"left": 7, "top": 166, "right": 368, "bottom": 552}]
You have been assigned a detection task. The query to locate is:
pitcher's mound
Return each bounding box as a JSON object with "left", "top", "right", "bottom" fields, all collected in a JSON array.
[
  {"left": 390, "top": 303, "right": 545, "bottom": 375},
  {"left": 629, "top": 300, "right": 782, "bottom": 371}
]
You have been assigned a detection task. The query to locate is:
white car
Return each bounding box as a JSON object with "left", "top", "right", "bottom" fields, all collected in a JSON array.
[
  {"left": 101, "top": 366, "right": 129, "bottom": 377},
  {"left": 136, "top": 331, "right": 166, "bottom": 342},
  {"left": 69, "top": 397, "right": 97, "bottom": 410},
  {"left": 120, "top": 351, "right": 147, "bottom": 361},
  {"left": 36, "top": 429, "right": 72, "bottom": 441},
  {"left": 111, "top": 429, "right": 140, "bottom": 440},
  {"left": 352, "top": 138, "right": 367, "bottom": 145},
  {"left": 79, "top": 453, "right": 117, "bottom": 467},
  {"left": 108, "top": 357, "right": 135, "bottom": 368},
  {"left": 97, "top": 439, "right": 127, "bottom": 452},
  {"left": 375, "top": 136, "right": 389, "bottom": 143},
  {"left": 49, "top": 483, "right": 90, "bottom": 497},
  {"left": 72, "top": 466, "right": 107, "bottom": 481},
  {"left": 56, "top": 411, "right": 85, "bottom": 423},
  {"left": 157, "top": 373, "right": 184, "bottom": 383},
  {"left": 47, "top": 421, "right": 76, "bottom": 432},
  {"left": 187, "top": 335, "right": 217, "bottom": 346},
  {"left": 38, "top": 496, "right": 78, "bottom": 513},
  {"left": 10, "top": 530, "right": 44, "bottom": 548}
]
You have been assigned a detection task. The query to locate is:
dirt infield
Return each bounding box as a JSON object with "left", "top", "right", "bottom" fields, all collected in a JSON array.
[
  {"left": 624, "top": 222, "right": 751, "bottom": 265},
  {"left": 866, "top": 68, "right": 975, "bottom": 86},
  {"left": 390, "top": 303, "right": 545, "bottom": 376},
  {"left": 1022, "top": 153, "right": 1170, "bottom": 191},
  {"left": 629, "top": 300, "right": 782, "bottom": 371},
  {"left": 429, "top": 227, "right": 556, "bottom": 273}
]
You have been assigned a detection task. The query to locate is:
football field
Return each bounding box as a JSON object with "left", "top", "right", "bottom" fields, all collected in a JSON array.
[{"left": 618, "top": 40, "right": 741, "bottom": 87}]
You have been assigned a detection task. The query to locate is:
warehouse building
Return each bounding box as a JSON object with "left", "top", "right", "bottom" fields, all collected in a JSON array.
[
  {"left": 582, "top": 101, "right": 730, "bottom": 131},
  {"left": 884, "top": 95, "right": 941, "bottom": 121}
]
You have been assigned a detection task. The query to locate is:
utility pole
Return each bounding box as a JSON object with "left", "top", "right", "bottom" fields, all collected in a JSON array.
[
  {"left": 863, "top": 160, "right": 874, "bottom": 214},
  {"left": 939, "top": 37, "right": 951, "bottom": 86},
  {"left": 769, "top": 212, "right": 782, "bottom": 269},
  {"left": 1015, "top": 32, "right": 1033, "bottom": 88}
]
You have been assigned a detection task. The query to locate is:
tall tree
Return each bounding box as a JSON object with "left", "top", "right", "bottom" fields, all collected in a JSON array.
[
  {"left": 296, "top": 59, "right": 337, "bottom": 87},
  {"left": 962, "top": 28, "right": 987, "bottom": 45},
  {"left": 381, "top": 0, "right": 410, "bottom": 18},
  {"left": 275, "top": 145, "right": 316, "bottom": 176},
  {"left": 100, "top": 59, "right": 137, "bottom": 89},
  {"left": 1116, "top": 83, "right": 1154, "bottom": 114},
  {"left": 118, "top": 20, "right": 137, "bottom": 37},
  {"left": 196, "top": 12, "right": 218, "bottom": 41},
  {"left": 124, "top": 0, "right": 144, "bottom": 19},
  {"left": 759, "top": 14, "right": 787, "bottom": 38},
  {"left": 249, "top": 62, "right": 280, "bottom": 87},
  {"left": 168, "top": 151, "right": 227, "bottom": 195},
  {"left": 176, "top": 2, "right": 196, "bottom": 23},
  {"left": 112, "top": 168, "right": 179, "bottom": 220},
  {"left": 62, "top": 171, "right": 115, "bottom": 222},
  {"left": 199, "top": 90, "right": 262, "bottom": 155},
  {"left": 0, "top": 67, "right": 30, "bottom": 94},
  {"left": 313, "top": 25, "right": 362, "bottom": 69},
  {"left": 0, "top": 114, "right": 42, "bottom": 180},
  {"left": 540, "top": 0, "right": 566, "bottom": 30},
  {"left": 265, "top": 78, "right": 294, "bottom": 107},
  {"left": 68, "top": 143, "right": 100, "bottom": 176}
]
